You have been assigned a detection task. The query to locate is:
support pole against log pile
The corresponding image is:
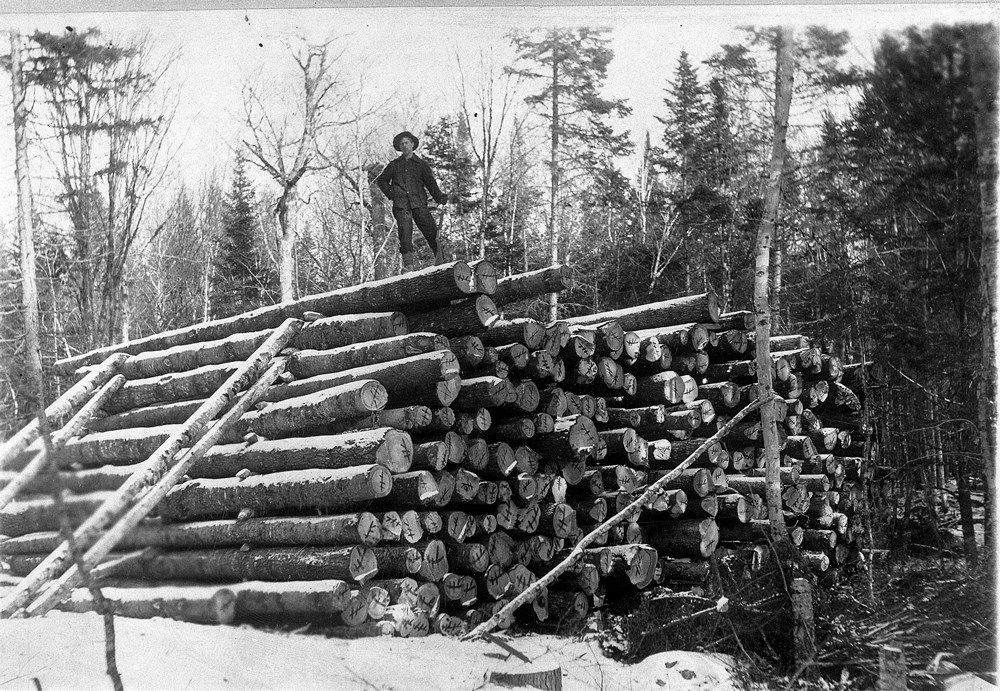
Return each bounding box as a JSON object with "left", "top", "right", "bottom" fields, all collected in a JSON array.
[
  {"left": 0, "top": 375, "right": 126, "bottom": 510},
  {"left": 462, "top": 394, "right": 768, "bottom": 642},
  {"left": 22, "top": 349, "right": 300, "bottom": 617},
  {"left": 0, "top": 319, "right": 303, "bottom": 619},
  {"left": 753, "top": 25, "right": 794, "bottom": 544},
  {"left": 0, "top": 353, "right": 129, "bottom": 471}
]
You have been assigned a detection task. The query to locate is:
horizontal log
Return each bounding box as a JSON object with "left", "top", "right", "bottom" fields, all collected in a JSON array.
[
  {"left": 55, "top": 261, "right": 477, "bottom": 374},
  {"left": 407, "top": 295, "right": 501, "bottom": 337},
  {"left": 562, "top": 293, "right": 719, "bottom": 330},
  {"left": 646, "top": 518, "right": 719, "bottom": 558},
  {"left": 287, "top": 333, "right": 449, "bottom": 380},
  {"left": 157, "top": 466, "right": 393, "bottom": 522},
  {"left": 491, "top": 265, "right": 574, "bottom": 305},
  {"left": 264, "top": 351, "right": 460, "bottom": 404},
  {"left": 478, "top": 318, "right": 546, "bottom": 350},
  {"left": 110, "top": 545, "right": 381, "bottom": 583},
  {"left": 1, "top": 513, "right": 383, "bottom": 554},
  {"left": 55, "top": 585, "right": 237, "bottom": 625}
]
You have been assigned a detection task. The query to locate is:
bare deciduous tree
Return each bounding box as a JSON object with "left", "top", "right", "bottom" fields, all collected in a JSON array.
[
  {"left": 242, "top": 38, "right": 378, "bottom": 300},
  {"left": 28, "top": 29, "right": 177, "bottom": 348},
  {"left": 456, "top": 49, "right": 519, "bottom": 258}
]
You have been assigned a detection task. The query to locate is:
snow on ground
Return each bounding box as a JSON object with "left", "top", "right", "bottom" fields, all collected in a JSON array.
[{"left": 0, "top": 611, "right": 745, "bottom": 690}]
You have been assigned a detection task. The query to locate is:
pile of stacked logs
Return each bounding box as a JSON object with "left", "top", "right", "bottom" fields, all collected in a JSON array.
[{"left": 0, "top": 260, "right": 869, "bottom": 637}]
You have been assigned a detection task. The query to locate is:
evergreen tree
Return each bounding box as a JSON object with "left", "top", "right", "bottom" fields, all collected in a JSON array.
[
  {"left": 507, "top": 28, "right": 633, "bottom": 318},
  {"left": 210, "top": 156, "right": 275, "bottom": 318},
  {"left": 657, "top": 51, "right": 709, "bottom": 186},
  {"left": 421, "top": 116, "right": 479, "bottom": 260}
]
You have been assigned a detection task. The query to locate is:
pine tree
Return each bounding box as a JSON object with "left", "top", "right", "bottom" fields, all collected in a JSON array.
[
  {"left": 507, "top": 28, "right": 633, "bottom": 318},
  {"left": 421, "top": 116, "right": 478, "bottom": 260},
  {"left": 210, "top": 156, "right": 274, "bottom": 318},
  {"left": 657, "top": 51, "right": 709, "bottom": 187}
]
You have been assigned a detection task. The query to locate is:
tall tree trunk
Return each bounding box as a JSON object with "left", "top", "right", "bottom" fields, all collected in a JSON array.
[
  {"left": 11, "top": 32, "right": 42, "bottom": 416},
  {"left": 772, "top": 229, "right": 783, "bottom": 333},
  {"left": 277, "top": 185, "right": 299, "bottom": 301},
  {"left": 548, "top": 59, "right": 560, "bottom": 322},
  {"left": 11, "top": 31, "right": 124, "bottom": 689},
  {"left": 971, "top": 24, "right": 998, "bottom": 550},
  {"left": 753, "top": 26, "right": 794, "bottom": 543}
]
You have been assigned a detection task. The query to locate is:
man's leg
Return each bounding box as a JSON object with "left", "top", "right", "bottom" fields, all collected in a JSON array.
[
  {"left": 392, "top": 206, "right": 417, "bottom": 269},
  {"left": 411, "top": 206, "right": 440, "bottom": 260}
]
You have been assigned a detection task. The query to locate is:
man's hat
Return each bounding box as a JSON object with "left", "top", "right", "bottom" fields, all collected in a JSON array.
[{"left": 393, "top": 131, "right": 419, "bottom": 151}]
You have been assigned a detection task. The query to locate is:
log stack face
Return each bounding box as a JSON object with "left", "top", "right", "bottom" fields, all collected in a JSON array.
[{"left": 0, "top": 261, "right": 869, "bottom": 637}]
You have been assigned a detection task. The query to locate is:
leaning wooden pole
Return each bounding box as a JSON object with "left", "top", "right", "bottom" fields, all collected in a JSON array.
[
  {"left": 0, "top": 353, "right": 128, "bottom": 471},
  {"left": 0, "top": 375, "right": 125, "bottom": 510},
  {"left": 0, "top": 319, "right": 303, "bottom": 618},
  {"left": 25, "top": 357, "right": 295, "bottom": 617},
  {"left": 461, "top": 395, "right": 768, "bottom": 642},
  {"left": 754, "top": 25, "right": 794, "bottom": 543}
]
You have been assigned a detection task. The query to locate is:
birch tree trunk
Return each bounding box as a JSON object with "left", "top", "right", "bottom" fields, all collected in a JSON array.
[
  {"left": 11, "top": 31, "right": 42, "bottom": 410},
  {"left": 277, "top": 185, "right": 299, "bottom": 301},
  {"left": 548, "top": 59, "right": 560, "bottom": 322},
  {"left": 753, "top": 26, "right": 794, "bottom": 543},
  {"left": 971, "top": 24, "right": 997, "bottom": 552}
]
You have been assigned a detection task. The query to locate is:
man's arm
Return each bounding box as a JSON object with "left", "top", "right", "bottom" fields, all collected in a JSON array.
[
  {"left": 421, "top": 160, "right": 448, "bottom": 205},
  {"left": 373, "top": 161, "right": 394, "bottom": 199}
]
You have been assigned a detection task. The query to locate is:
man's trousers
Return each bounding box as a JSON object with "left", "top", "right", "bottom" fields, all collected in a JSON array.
[{"left": 392, "top": 205, "right": 438, "bottom": 255}]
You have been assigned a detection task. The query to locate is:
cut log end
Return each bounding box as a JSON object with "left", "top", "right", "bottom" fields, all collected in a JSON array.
[
  {"left": 350, "top": 546, "right": 379, "bottom": 583},
  {"left": 361, "top": 381, "right": 390, "bottom": 412}
]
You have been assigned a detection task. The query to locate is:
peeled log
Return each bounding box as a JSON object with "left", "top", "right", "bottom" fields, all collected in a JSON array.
[
  {"left": 288, "top": 333, "right": 449, "bottom": 379},
  {"left": 157, "top": 466, "right": 393, "bottom": 522},
  {"left": 55, "top": 261, "right": 476, "bottom": 374},
  {"left": 264, "top": 351, "right": 459, "bottom": 403},
  {"left": 562, "top": 292, "right": 720, "bottom": 330},
  {"left": 111, "top": 545, "right": 380, "bottom": 583}
]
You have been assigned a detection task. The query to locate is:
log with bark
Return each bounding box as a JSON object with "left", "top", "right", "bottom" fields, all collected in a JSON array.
[
  {"left": 287, "top": 333, "right": 449, "bottom": 380},
  {"left": 55, "top": 261, "right": 479, "bottom": 374},
  {"left": 563, "top": 293, "right": 720, "bottom": 331},
  {"left": 491, "top": 265, "right": 574, "bottom": 305}
]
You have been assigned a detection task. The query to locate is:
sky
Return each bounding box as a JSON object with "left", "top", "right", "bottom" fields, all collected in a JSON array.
[{"left": 0, "top": 3, "right": 995, "bottom": 241}]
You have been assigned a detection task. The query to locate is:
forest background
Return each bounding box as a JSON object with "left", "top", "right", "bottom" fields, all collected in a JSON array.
[{"left": 0, "top": 5, "right": 996, "bottom": 560}]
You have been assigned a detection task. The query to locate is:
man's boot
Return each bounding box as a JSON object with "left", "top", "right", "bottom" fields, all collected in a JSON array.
[{"left": 401, "top": 251, "right": 417, "bottom": 273}]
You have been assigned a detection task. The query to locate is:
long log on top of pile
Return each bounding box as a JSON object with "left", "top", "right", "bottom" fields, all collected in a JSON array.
[
  {"left": 55, "top": 261, "right": 487, "bottom": 375},
  {"left": 490, "top": 265, "right": 574, "bottom": 305},
  {"left": 562, "top": 292, "right": 720, "bottom": 331}
]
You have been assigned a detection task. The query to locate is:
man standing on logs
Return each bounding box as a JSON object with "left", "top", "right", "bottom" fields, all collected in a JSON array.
[{"left": 375, "top": 131, "right": 451, "bottom": 272}]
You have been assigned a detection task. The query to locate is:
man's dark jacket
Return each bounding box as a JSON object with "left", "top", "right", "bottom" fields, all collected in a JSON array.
[{"left": 374, "top": 154, "right": 447, "bottom": 210}]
